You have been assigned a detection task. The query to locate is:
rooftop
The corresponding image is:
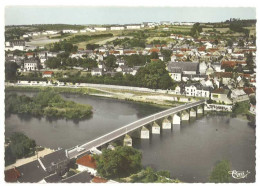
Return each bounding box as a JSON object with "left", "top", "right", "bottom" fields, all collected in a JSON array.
[{"left": 76, "top": 154, "right": 97, "bottom": 169}]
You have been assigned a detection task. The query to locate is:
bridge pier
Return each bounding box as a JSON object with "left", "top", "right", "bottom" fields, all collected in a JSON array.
[
  {"left": 181, "top": 110, "right": 189, "bottom": 121},
  {"left": 172, "top": 114, "right": 181, "bottom": 125},
  {"left": 190, "top": 108, "right": 196, "bottom": 118},
  {"left": 123, "top": 134, "right": 132, "bottom": 147},
  {"left": 152, "top": 122, "right": 160, "bottom": 134},
  {"left": 141, "top": 126, "right": 150, "bottom": 139},
  {"left": 197, "top": 105, "right": 204, "bottom": 115},
  {"left": 162, "top": 118, "right": 171, "bottom": 129}
]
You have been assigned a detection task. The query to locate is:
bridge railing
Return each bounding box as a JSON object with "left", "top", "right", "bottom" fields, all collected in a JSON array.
[{"left": 67, "top": 100, "right": 205, "bottom": 158}]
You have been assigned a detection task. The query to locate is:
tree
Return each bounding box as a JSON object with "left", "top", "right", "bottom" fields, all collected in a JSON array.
[
  {"left": 209, "top": 160, "right": 231, "bottom": 183},
  {"left": 161, "top": 49, "right": 172, "bottom": 62},
  {"left": 5, "top": 62, "right": 19, "bottom": 80},
  {"left": 95, "top": 146, "right": 142, "bottom": 179},
  {"left": 86, "top": 44, "right": 99, "bottom": 50},
  {"left": 45, "top": 57, "right": 61, "bottom": 69},
  {"left": 226, "top": 40, "right": 233, "bottom": 48},
  {"left": 136, "top": 61, "right": 174, "bottom": 89},
  {"left": 246, "top": 52, "right": 254, "bottom": 69},
  {"left": 238, "top": 40, "right": 244, "bottom": 47},
  {"left": 9, "top": 132, "right": 36, "bottom": 159},
  {"left": 105, "top": 55, "right": 117, "bottom": 71},
  {"left": 190, "top": 23, "right": 202, "bottom": 38},
  {"left": 150, "top": 52, "right": 159, "bottom": 59}
]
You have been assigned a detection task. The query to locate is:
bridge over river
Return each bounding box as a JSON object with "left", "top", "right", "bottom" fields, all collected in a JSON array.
[{"left": 67, "top": 100, "right": 206, "bottom": 159}]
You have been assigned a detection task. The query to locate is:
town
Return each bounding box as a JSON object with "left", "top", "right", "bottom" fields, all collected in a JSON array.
[{"left": 5, "top": 18, "right": 256, "bottom": 183}]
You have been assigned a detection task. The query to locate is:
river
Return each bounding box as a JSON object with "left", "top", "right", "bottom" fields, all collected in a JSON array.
[{"left": 5, "top": 91, "right": 255, "bottom": 183}]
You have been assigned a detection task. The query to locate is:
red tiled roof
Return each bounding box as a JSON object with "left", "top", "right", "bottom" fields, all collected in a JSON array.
[
  {"left": 92, "top": 177, "right": 108, "bottom": 183},
  {"left": 213, "top": 72, "right": 233, "bottom": 78},
  {"left": 221, "top": 61, "right": 236, "bottom": 68},
  {"left": 198, "top": 46, "right": 206, "bottom": 51},
  {"left": 149, "top": 48, "right": 160, "bottom": 53},
  {"left": 43, "top": 71, "right": 53, "bottom": 75},
  {"left": 76, "top": 155, "right": 97, "bottom": 169},
  {"left": 5, "top": 168, "right": 20, "bottom": 182},
  {"left": 124, "top": 50, "right": 136, "bottom": 54},
  {"left": 25, "top": 52, "right": 34, "bottom": 56},
  {"left": 151, "top": 59, "right": 160, "bottom": 62},
  {"left": 243, "top": 87, "right": 256, "bottom": 95}
]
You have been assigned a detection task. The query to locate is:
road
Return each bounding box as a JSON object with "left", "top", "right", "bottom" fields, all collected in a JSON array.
[{"left": 67, "top": 99, "right": 205, "bottom": 159}]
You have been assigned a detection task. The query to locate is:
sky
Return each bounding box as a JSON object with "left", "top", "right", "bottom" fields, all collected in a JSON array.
[{"left": 5, "top": 6, "right": 256, "bottom": 25}]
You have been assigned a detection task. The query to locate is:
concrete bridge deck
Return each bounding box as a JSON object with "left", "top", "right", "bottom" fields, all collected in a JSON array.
[{"left": 67, "top": 99, "right": 205, "bottom": 159}]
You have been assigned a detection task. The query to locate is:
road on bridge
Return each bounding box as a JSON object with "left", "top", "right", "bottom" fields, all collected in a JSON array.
[{"left": 67, "top": 100, "right": 205, "bottom": 159}]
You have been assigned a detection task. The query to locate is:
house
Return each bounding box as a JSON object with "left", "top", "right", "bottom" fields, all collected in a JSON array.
[
  {"left": 167, "top": 62, "right": 199, "bottom": 76},
  {"left": 98, "top": 62, "right": 104, "bottom": 69},
  {"left": 243, "top": 87, "right": 256, "bottom": 97},
  {"left": 5, "top": 168, "right": 21, "bottom": 182},
  {"left": 199, "top": 62, "right": 207, "bottom": 75},
  {"left": 38, "top": 149, "right": 70, "bottom": 175},
  {"left": 5, "top": 40, "right": 26, "bottom": 51},
  {"left": 43, "top": 71, "right": 54, "bottom": 78},
  {"left": 126, "top": 24, "right": 141, "bottom": 29},
  {"left": 91, "top": 176, "right": 108, "bottom": 183},
  {"left": 168, "top": 67, "right": 182, "bottom": 82},
  {"left": 205, "top": 66, "right": 215, "bottom": 75},
  {"left": 184, "top": 83, "right": 211, "bottom": 98},
  {"left": 94, "top": 27, "right": 108, "bottom": 31},
  {"left": 122, "top": 67, "right": 134, "bottom": 75},
  {"left": 230, "top": 89, "right": 249, "bottom": 103},
  {"left": 24, "top": 58, "right": 39, "bottom": 71},
  {"left": 76, "top": 154, "right": 97, "bottom": 176},
  {"left": 174, "top": 85, "right": 181, "bottom": 95},
  {"left": 212, "top": 62, "right": 223, "bottom": 72},
  {"left": 212, "top": 72, "right": 233, "bottom": 85},
  {"left": 61, "top": 171, "right": 93, "bottom": 183},
  {"left": 62, "top": 29, "right": 78, "bottom": 34},
  {"left": 16, "top": 160, "right": 49, "bottom": 183},
  {"left": 211, "top": 88, "right": 232, "bottom": 104},
  {"left": 40, "top": 173, "right": 62, "bottom": 183},
  {"left": 91, "top": 68, "right": 103, "bottom": 76},
  {"left": 110, "top": 26, "right": 125, "bottom": 30},
  {"left": 116, "top": 59, "right": 126, "bottom": 66}
]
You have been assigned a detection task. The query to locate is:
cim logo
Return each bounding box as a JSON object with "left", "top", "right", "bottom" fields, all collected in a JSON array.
[{"left": 228, "top": 170, "right": 250, "bottom": 179}]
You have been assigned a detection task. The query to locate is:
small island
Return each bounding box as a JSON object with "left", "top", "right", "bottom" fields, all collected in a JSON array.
[{"left": 5, "top": 89, "right": 93, "bottom": 119}]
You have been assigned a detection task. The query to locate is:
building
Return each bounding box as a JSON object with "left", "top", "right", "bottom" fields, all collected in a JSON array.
[
  {"left": 110, "top": 26, "right": 125, "bottom": 30},
  {"left": 126, "top": 24, "right": 141, "bottom": 29},
  {"left": 15, "top": 160, "right": 49, "bottom": 183},
  {"left": 168, "top": 68, "right": 182, "bottom": 82},
  {"left": 62, "top": 30, "right": 78, "bottom": 34},
  {"left": 184, "top": 83, "right": 211, "bottom": 98},
  {"left": 5, "top": 168, "right": 21, "bottom": 182},
  {"left": 94, "top": 27, "right": 108, "bottom": 31},
  {"left": 76, "top": 154, "right": 97, "bottom": 176},
  {"left": 5, "top": 40, "right": 26, "bottom": 51},
  {"left": 230, "top": 89, "right": 249, "bottom": 103},
  {"left": 61, "top": 171, "right": 93, "bottom": 183},
  {"left": 168, "top": 62, "right": 199, "bottom": 75},
  {"left": 91, "top": 68, "right": 103, "bottom": 76},
  {"left": 38, "top": 149, "right": 70, "bottom": 175},
  {"left": 24, "top": 58, "right": 39, "bottom": 71},
  {"left": 211, "top": 88, "right": 232, "bottom": 104},
  {"left": 43, "top": 71, "right": 54, "bottom": 78}
]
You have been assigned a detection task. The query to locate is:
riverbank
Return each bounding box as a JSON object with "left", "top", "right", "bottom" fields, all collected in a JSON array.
[{"left": 5, "top": 85, "right": 179, "bottom": 108}]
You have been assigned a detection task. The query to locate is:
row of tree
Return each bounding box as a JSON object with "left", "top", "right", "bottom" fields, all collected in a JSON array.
[{"left": 5, "top": 132, "right": 36, "bottom": 166}]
